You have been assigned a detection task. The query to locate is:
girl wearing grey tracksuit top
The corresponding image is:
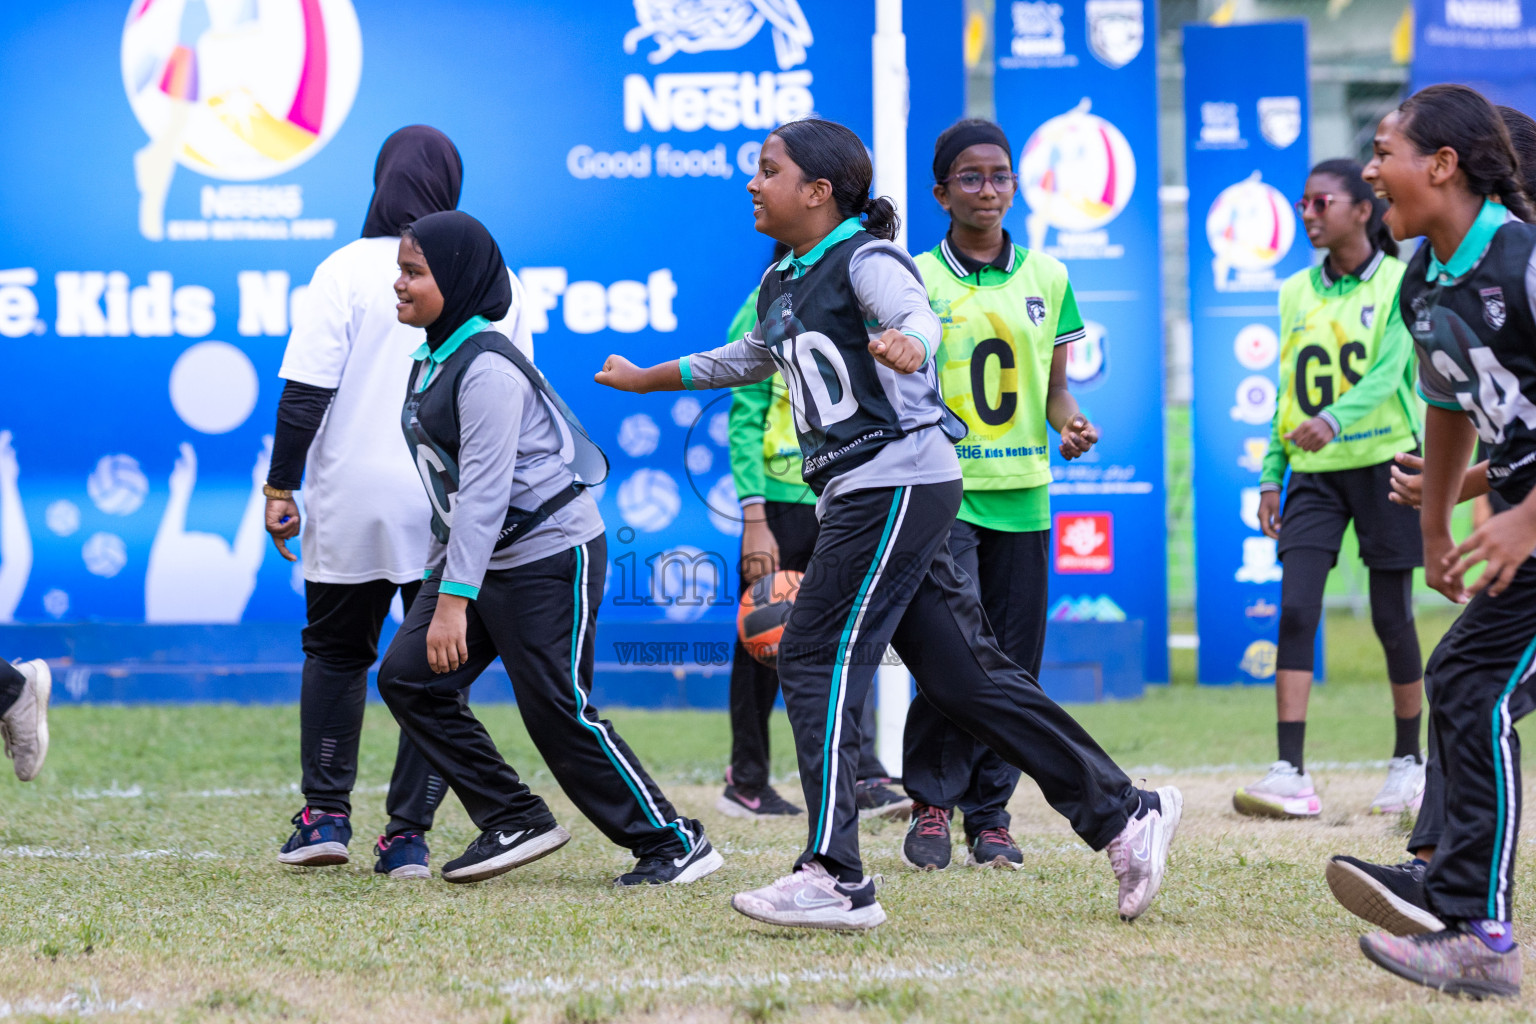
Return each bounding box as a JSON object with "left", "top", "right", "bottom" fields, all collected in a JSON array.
[
  {"left": 376, "top": 210, "right": 721, "bottom": 887},
  {"left": 596, "top": 118, "right": 1180, "bottom": 931}
]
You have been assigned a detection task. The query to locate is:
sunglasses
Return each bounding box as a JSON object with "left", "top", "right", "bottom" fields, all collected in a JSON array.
[
  {"left": 1294, "top": 194, "right": 1339, "bottom": 216},
  {"left": 942, "top": 171, "right": 1019, "bottom": 194}
]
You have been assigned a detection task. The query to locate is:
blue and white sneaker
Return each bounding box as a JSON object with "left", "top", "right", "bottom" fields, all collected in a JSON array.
[
  {"left": 374, "top": 833, "right": 431, "bottom": 880},
  {"left": 277, "top": 806, "right": 352, "bottom": 866}
]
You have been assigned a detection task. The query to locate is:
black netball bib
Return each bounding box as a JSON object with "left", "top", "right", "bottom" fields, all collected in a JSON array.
[
  {"left": 401, "top": 330, "right": 608, "bottom": 548},
  {"left": 1401, "top": 221, "right": 1536, "bottom": 503}
]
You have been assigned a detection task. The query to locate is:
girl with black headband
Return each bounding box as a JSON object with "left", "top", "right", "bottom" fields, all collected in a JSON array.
[
  {"left": 596, "top": 117, "right": 1180, "bottom": 931},
  {"left": 375, "top": 210, "right": 721, "bottom": 887},
  {"left": 896, "top": 119, "right": 1100, "bottom": 874}
]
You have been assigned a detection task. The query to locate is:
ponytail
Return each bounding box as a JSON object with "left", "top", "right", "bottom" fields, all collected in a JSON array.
[
  {"left": 1310, "top": 157, "right": 1398, "bottom": 258},
  {"left": 861, "top": 194, "right": 900, "bottom": 241},
  {"left": 1398, "top": 84, "right": 1536, "bottom": 222},
  {"left": 1496, "top": 105, "right": 1536, "bottom": 215},
  {"left": 770, "top": 118, "right": 900, "bottom": 241}
]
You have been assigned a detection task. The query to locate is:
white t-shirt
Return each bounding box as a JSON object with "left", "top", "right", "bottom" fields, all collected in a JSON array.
[{"left": 278, "top": 235, "right": 534, "bottom": 584}]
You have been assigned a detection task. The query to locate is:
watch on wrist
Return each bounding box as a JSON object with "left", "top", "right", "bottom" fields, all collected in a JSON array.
[{"left": 262, "top": 485, "right": 293, "bottom": 500}]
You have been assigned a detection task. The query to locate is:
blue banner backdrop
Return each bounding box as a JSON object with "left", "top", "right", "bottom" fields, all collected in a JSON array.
[
  {"left": 992, "top": 0, "right": 1168, "bottom": 682},
  {"left": 0, "top": 0, "right": 876, "bottom": 696},
  {"left": 1184, "top": 21, "right": 1315, "bottom": 684},
  {"left": 1413, "top": 0, "right": 1536, "bottom": 112},
  {"left": 905, "top": 0, "right": 967, "bottom": 257}
]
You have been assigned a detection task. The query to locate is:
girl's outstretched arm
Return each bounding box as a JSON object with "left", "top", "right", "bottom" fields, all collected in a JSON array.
[{"left": 595, "top": 355, "right": 684, "bottom": 393}]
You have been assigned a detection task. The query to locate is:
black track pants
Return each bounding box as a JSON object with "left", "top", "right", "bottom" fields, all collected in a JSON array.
[
  {"left": 779, "top": 481, "right": 1138, "bottom": 881},
  {"left": 1418, "top": 560, "right": 1536, "bottom": 920},
  {"left": 728, "top": 501, "right": 889, "bottom": 791},
  {"left": 300, "top": 578, "right": 445, "bottom": 834},
  {"left": 0, "top": 660, "right": 23, "bottom": 716},
  {"left": 901, "top": 522, "right": 1045, "bottom": 835},
  {"left": 377, "top": 536, "right": 699, "bottom": 858}
]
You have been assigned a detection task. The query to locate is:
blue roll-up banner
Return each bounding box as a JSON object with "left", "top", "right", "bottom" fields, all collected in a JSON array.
[
  {"left": 992, "top": 0, "right": 1168, "bottom": 683},
  {"left": 904, "top": 0, "right": 967, "bottom": 257},
  {"left": 1413, "top": 0, "right": 1536, "bottom": 112},
  {"left": 1184, "top": 22, "right": 1314, "bottom": 684},
  {"left": 1, "top": 1, "right": 877, "bottom": 698}
]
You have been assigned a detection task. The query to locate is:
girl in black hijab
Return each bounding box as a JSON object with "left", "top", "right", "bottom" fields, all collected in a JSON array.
[
  {"left": 266, "top": 125, "right": 485, "bottom": 880},
  {"left": 378, "top": 211, "right": 722, "bottom": 887}
]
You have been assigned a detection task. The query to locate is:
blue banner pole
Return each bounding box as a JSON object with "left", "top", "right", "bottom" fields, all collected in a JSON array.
[
  {"left": 993, "top": 0, "right": 1168, "bottom": 687},
  {"left": 1184, "top": 21, "right": 1314, "bottom": 684}
]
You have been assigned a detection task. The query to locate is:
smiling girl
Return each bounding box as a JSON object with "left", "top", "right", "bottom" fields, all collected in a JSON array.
[
  {"left": 375, "top": 211, "right": 720, "bottom": 889},
  {"left": 1233, "top": 159, "right": 1425, "bottom": 823},
  {"left": 1345, "top": 83, "right": 1536, "bottom": 999},
  {"left": 898, "top": 119, "right": 1101, "bottom": 874},
  {"left": 596, "top": 118, "right": 1180, "bottom": 931}
]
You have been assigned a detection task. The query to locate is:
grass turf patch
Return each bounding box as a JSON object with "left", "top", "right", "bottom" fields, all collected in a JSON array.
[{"left": 1, "top": 608, "right": 1532, "bottom": 1021}]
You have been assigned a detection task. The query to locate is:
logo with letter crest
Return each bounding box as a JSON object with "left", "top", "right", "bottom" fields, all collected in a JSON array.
[
  {"left": 1411, "top": 295, "right": 1432, "bottom": 334},
  {"left": 1085, "top": 0, "right": 1143, "bottom": 68},
  {"left": 1026, "top": 296, "right": 1047, "bottom": 325},
  {"left": 1239, "top": 640, "right": 1278, "bottom": 679},
  {"left": 1361, "top": 305, "right": 1375, "bottom": 329},
  {"left": 1257, "top": 96, "right": 1302, "bottom": 149},
  {"left": 1482, "top": 286, "right": 1507, "bottom": 330}
]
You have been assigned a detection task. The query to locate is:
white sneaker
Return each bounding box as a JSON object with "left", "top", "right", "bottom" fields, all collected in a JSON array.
[
  {"left": 1370, "top": 755, "right": 1426, "bottom": 815},
  {"left": 1107, "top": 785, "right": 1182, "bottom": 921},
  {"left": 1, "top": 660, "right": 50, "bottom": 781},
  {"left": 731, "top": 861, "right": 886, "bottom": 931},
  {"left": 1233, "top": 760, "right": 1320, "bottom": 818}
]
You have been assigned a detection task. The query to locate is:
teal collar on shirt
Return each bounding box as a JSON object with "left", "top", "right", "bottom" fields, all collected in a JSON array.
[
  {"left": 1425, "top": 198, "right": 1512, "bottom": 282},
  {"left": 411, "top": 315, "right": 489, "bottom": 391},
  {"left": 775, "top": 217, "right": 863, "bottom": 278}
]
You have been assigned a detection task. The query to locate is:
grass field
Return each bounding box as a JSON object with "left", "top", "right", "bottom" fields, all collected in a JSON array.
[{"left": 5, "top": 608, "right": 1536, "bottom": 1023}]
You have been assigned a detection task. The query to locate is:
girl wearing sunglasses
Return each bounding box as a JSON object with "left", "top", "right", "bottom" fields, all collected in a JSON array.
[{"left": 1234, "top": 158, "right": 1426, "bottom": 821}]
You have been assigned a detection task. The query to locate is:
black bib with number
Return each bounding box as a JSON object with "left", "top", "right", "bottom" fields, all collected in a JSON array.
[
  {"left": 401, "top": 330, "right": 608, "bottom": 548},
  {"left": 755, "top": 231, "right": 964, "bottom": 494},
  {"left": 1401, "top": 220, "right": 1536, "bottom": 503}
]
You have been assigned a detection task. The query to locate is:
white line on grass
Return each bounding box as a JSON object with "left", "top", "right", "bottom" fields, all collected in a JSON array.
[
  {"left": 0, "top": 846, "right": 219, "bottom": 861},
  {"left": 0, "top": 987, "right": 149, "bottom": 1017},
  {"left": 493, "top": 963, "right": 976, "bottom": 998}
]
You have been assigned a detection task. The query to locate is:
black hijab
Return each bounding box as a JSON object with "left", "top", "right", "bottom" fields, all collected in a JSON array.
[
  {"left": 407, "top": 211, "right": 512, "bottom": 348},
  {"left": 360, "top": 126, "right": 463, "bottom": 238}
]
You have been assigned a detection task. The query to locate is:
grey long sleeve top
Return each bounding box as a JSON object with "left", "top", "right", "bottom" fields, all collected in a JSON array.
[{"left": 427, "top": 351, "right": 604, "bottom": 599}]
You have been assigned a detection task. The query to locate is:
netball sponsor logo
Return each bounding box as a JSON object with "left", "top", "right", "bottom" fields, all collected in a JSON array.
[
  {"left": 1055, "top": 512, "right": 1113, "bottom": 573},
  {"left": 1019, "top": 99, "right": 1136, "bottom": 258},
  {"left": 1230, "top": 374, "right": 1277, "bottom": 425},
  {"left": 1233, "top": 323, "right": 1278, "bottom": 370},
  {"left": 122, "top": 0, "right": 362, "bottom": 241},
  {"left": 1239, "top": 639, "right": 1277, "bottom": 679},
  {"left": 1257, "top": 96, "right": 1302, "bottom": 150},
  {"left": 1065, "top": 320, "right": 1109, "bottom": 391},
  {"left": 1085, "top": 0, "right": 1143, "bottom": 68},
  {"left": 1206, "top": 172, "right": 1296, "bottom": 291},
  {"left": 626, "top": 0, "right": 813, "bottom": 69},
  {"left": 1007, "top": 1, "right": 1069, "bottom": 63}
]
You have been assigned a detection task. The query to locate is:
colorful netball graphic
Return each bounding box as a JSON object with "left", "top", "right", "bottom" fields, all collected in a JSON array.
[
  {"left": 1205, "top": 171, "right": 1296, "bottom": 291},
  {"left": 121, "top": 0, "right": 362, "bottom": 239},
  {"left": 1019, "top": 98, "right": 1137, "bottom": 250}
]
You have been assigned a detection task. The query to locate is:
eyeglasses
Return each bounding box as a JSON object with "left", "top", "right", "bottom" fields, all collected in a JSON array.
[
  {"left": 1294, "top": 194, "right": 1338, "bottom": 216},
  {"left": 942, "top": 171, "right": 1019, "bottom": 194}
]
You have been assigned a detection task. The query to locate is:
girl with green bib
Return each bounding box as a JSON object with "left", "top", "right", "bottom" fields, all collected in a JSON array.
[
  {"left": 1234, "top": 159, "right": 1425, "bottom": 822},
  {"left": 899, "top": 119, "right": 1098, "bottom": 873}
]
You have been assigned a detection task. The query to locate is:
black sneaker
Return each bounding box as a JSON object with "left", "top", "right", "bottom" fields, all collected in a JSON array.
[
  {"left": 715, "top": 782, "right": 803, "bottom": 819},
  {"left": 616, "top": 833, "right": 724, "bottom": 886},
  {"left": 966, "top": 826, "right": 1023, "bottom": 870},
  {"left": 441, "top": 821, "right": 571, "bottom": 884},
  {"left": 1326, "top": 855, "right": 1445, "bottom": 935},
  {"left": 277, "top": 806, "right": 352, "bottom": 866},
  {"left": 901, "top": 803, "right": 952, "bottom": 870},
  {"left": 856, "top": 777, "right": 912, "bottom": 821}
]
